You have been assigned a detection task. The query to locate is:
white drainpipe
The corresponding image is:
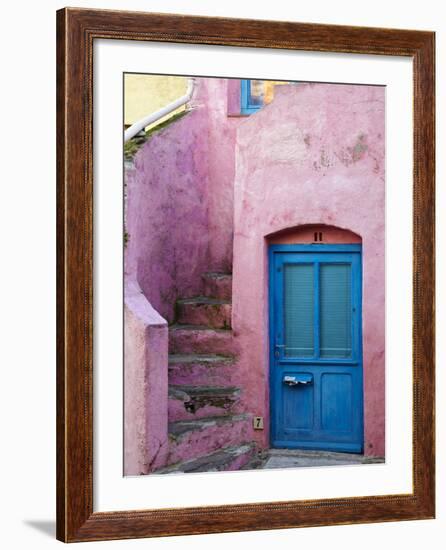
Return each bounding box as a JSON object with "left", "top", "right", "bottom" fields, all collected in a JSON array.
[{"left": 124, "top": 78, "right": 195, "bottom": 143}]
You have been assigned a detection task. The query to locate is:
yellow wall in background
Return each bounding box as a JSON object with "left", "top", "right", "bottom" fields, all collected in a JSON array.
[
  {"left": 124, "top": 74, "right": 188, "bottom": 130},
  {"left": 250, "top": 80, "right": 294, "bottom": 105}
]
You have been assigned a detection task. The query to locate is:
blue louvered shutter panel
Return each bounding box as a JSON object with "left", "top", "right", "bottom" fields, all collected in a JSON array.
[
  {"left": 319, "top": 263, "right": 352, "bottom": 358},
  {"left": 284, "top": 264, "right": 314, "bottom": 357}
]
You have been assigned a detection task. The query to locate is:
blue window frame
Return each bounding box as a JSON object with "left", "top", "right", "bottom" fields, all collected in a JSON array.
[
  {"left": 240, "top": 79, "right": 298, "bottom": 115},
  {"left": 240, "top": 79, "right": 263, "bottom": 114}
]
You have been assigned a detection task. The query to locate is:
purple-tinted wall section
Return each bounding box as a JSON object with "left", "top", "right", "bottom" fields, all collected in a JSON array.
[
  {"left": 125, "top": 79, "right": 240, "bottom": 322},
  {"left": 124, "top": 79, "right": 241, "bottom": 472},
  {"left": 232, "top": 83, "right": 385, "bottom": 456},
  {"left": 124, "top": 108, "right": 211, "bottom": 323}
]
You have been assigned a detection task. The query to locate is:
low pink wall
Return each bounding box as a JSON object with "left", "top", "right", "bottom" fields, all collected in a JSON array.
[
  {"left": 232, "top": 83, "right": 385, "bottom": 456},
  {"left": 124, "top": 280, "right": 169, "bottom": 475}
]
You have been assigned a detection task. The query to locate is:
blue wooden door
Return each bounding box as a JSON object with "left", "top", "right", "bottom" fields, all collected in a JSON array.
[{"left": 269, "top": 244, "right": 363, "bottom": 453}]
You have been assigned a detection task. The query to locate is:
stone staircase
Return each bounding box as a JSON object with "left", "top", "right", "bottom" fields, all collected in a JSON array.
[{"left": 156, "top": 272, "right": 256, "bottom": 473}]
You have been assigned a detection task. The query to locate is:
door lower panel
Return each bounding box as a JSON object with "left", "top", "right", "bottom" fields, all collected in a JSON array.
[{"left": 273, "top": 366, "right": 362, "bottom": 452}]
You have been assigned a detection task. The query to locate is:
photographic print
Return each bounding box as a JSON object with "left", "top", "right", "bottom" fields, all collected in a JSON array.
[{"left": 123, "top": 75, "right": 386, "bottom": 476}]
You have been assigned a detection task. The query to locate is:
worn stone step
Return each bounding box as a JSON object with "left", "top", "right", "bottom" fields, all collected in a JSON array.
[
  {"left": 176, "top": 297, "right": 231, "bottom": 329},
  {"left": 202, "top": 272, "right": 232, "bottom": 300},
  {"left": 154, "top": 443, "right": 256, "bottom": 474},
  {"left": 168, "top": 385, "right": 241, "bottom": 421},
  {"left": 167, "top": 414, "right": 251, "bottom": 466},
  {"left": 169, "top": 324, "right": 234, "bottom": 355},
  {"left": 168, "top": 354, "right": 239, "bottom": 386}
]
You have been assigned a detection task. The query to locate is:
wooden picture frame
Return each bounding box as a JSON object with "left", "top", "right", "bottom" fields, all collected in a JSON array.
[{"left": 56, "top": 7, "right": 435, "bottom": 542}]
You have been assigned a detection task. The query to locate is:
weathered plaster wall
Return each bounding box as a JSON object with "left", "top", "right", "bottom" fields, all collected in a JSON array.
[
  {"left": 232, "top": 83, "right": 385, "bottom": 456},
  {"left": 124, "top": 79, "right": 240, "bottom": 472},
  {"left": 125, "top": 106, "right": 211, "bottom": 322},
  {"left": 196, "top": 79, "right": 239, "bottom": 273},
  {"left": 124, "top": 280, "right": 169, "bottom": 475},
  {"left": 124, "top": 79, "right": 239, "bottom": 472},
  {"left": 125, "top": 78, "right": 243, "bottom": 321},
  {"left": 227, "top": 79, "right": 242, "bottom": 116}
]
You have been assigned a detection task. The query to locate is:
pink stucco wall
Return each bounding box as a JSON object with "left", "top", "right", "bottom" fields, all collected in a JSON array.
[
  {"left": 195, "top": 78, "right": 240, "bottom": 273},
  {"left": 232, "top": 83, "right": 385, "bottom": 456}
]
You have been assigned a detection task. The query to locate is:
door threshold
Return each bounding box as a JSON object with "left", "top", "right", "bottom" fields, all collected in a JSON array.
[{"left": 244, "top": 448, "right": 384, "bottom": 470}]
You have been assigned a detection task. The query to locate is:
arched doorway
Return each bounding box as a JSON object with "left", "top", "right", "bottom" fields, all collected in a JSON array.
[{"left": 268, "top": 225, "right": 363, "bottom": 453}]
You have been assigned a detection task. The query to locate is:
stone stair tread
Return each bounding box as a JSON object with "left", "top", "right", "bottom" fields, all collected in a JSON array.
[
  {"left": 169, "top": 384, "right": 240, "bottom": 396},
  {"left": 176, "top": 297, "right": 232, "bottom": 329},
  {"left": 168, "top": 353, "right": 239, "bottom": 387},
  {"left": 168, "top": 387, "right": 191, "bottom": 401},
  {"left": 202, "top": 273, "right": 233, "bottom": 301},
  {"left": 168, "top": 385, "right": 241, "bottom": 422},
  {"left": 154, "top": 443, "right": 255, "bottom": 474},
  {"left": 169, "top": 325, "right": 234, "bottom": 356},
  {"left": 177, "top": 296, "right": 231, "bottom": 305},
  {"left": 168, "top": 353, "right": 234, "bottom": 363},
  {"left": 203, "top": 272, "right": 232, "bottom": 279},
  {"left": 169, "top": 323, "right": 231, "bottom": 332},
  {"left": 169, "top": 414, "right": 249, "bottom": 438}
]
